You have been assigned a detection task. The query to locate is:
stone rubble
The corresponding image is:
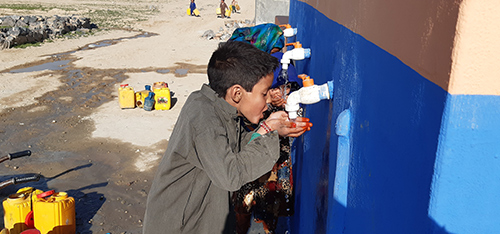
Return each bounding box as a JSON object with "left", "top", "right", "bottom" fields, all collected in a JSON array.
[
  {"left": 0, "top": 15, "right": 97, "bottom": 49},
  {"left": 201, "top": 19, "right": 254, "bottom": 41}
]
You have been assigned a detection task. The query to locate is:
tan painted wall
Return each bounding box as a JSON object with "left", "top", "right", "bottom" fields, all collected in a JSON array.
[
  {"left": 449, "top": 0, "right": 500, "bottom": 95},
  {"left": 299, "top": 0, "right": 500, "bottom": 95}
]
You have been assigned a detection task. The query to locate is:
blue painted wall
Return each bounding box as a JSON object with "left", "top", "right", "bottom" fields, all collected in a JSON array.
[
  {"left": 288, "top": 1, "right": 450, "bottom": 233},
  {"left": 429, "top": 94, "right": 500, "bottom": 234}
]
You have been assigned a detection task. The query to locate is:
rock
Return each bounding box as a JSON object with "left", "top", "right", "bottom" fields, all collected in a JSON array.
[
  {"left": 10, "top": 15, "right": 21, "bottom": 21},
  {"left": 35, "top": 15, "right": 44, "bottom": 22},
  {"left": 15, "top": 35, "right": 28, "bottom": 46},
  {"left": 76, "top": 28, "right": 90, "bottom": 34},
  {"left": 27, "top": 16, "right": 38, "bottom": 24},
  {"left": 201, "top": 30, "right": 215, "bottom": 40},
  {"left": 220, "top": 33, "right": 231, "bottom": 41},
  {"left": 1, "top": 16, "right": 16, "bottom": 27},
  {"left": 202, "top": 19, "right": 254, "bottom": 41},
  {"left": 1, "top": 15, "right": 97, "bottom": 49}
]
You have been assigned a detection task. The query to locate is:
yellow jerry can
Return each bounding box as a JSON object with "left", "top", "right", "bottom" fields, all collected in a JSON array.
[
  {"left": 187, "top": 8, "right": 191, "bottom": 15},
  {"left": 216, "top": 7, "right": 221, "bottom": 15},
  {"left": 118, "top": 84, "right": 135, "bottom": 109},
  {"left": 33, "top": 191, "right": 75, "bottom": 234},
  {"left": 154, "top": 87, "right": 171, "bottom": 110},
  {"left": 225, "top": 9, "right": 231, "bottom": 17},
  {"left": 3, "top": 192, "right": 31, "bottom": 234},
  {"left": 193, "top": 9, "right": 200, "bottom": 16}
]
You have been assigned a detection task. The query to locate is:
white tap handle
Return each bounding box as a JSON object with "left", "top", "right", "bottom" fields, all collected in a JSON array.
[{"left": 283, "top": 28, "right": 297, "bottom": 37}]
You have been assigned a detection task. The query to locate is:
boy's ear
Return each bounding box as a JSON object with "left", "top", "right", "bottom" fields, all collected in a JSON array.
[{"left": 227, "top": 84, "right": 243, "bottom": 103}]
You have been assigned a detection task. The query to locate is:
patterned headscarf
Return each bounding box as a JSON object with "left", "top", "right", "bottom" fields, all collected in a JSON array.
[{"left": 229, "top": 23, "right": 285, "bottom": 53}]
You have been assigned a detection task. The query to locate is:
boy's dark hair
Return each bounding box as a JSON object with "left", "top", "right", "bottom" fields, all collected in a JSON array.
[{"left": 208, "top": 41, "right": 279, "bottom": 97}]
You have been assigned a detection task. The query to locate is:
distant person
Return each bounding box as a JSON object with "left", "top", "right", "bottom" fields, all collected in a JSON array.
[
  {"left": 220, "top": 0, "right": 229, "bottom": 18},
  {"left": 142, "top": 41, "right": 309, "bottom": 233},
  {"left": 231, "top": 0, "right": 238, "bottom": 13},
  {"left": 188, "top": 0, "right": 200, "bottom": 16},
  {"left": 189, "top": 0, "right": 196, "bottom": 16}
]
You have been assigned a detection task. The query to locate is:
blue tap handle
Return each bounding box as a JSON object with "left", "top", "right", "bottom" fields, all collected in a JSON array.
[{"left": 327, "top": 81, "right": 334, "bottom": 99}]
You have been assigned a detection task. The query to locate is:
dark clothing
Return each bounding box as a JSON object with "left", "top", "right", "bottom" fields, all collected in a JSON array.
[
  {"left": 143, "top": 84, "right": 280, "bottom": 234},
  {"left": 220, "top": 2, "right": 228, "bottom": 17},
  {"left": 232, "top": 104, "right": 295, "bottom": 234},
  {"left": 190, "top": 2, "right": 196, "bottom": 15}
]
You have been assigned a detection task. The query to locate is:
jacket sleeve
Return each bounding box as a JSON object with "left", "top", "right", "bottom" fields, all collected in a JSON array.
[{"left": 188, "top": 118, "right": 280, "bottom": 192}]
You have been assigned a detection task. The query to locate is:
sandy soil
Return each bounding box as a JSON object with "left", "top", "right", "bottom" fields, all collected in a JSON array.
[{"left": 0, "top": 0, "right": 256, "bottom": 233}]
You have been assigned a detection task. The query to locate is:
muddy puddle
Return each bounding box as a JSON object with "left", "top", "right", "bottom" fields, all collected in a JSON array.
[
  {"left": 0, "top": 31, "right": 205, "bottom": 233},
  {"left": 9, "top": 60, "right": 71, "bottom": 73},
  {"left": 174, "top": 68, "right": 189, "bottom": 76}
]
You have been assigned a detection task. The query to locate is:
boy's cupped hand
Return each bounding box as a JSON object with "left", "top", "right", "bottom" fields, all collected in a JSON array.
[{"left": 264, "top": 111, "right": 312, "bottom": 138}]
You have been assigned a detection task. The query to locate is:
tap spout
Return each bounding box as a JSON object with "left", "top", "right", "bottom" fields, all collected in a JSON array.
[
  {"left": 281, "top": 42, "right": 311, "bottom": 70},
  {"left": 285, "top": 80, "right": 334, "bottom": 119}
]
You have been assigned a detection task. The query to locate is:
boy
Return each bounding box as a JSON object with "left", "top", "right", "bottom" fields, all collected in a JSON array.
[{"left": 143, "top": 41, "right": 308, "bottom": 233}]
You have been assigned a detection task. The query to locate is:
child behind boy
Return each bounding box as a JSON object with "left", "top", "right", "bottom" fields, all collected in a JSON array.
[
  {"left": 229, "top": 23, "right": 309, "bottom": 234},
  {"left": 142, "top": 41, "right": 308, "bottom": 234}
]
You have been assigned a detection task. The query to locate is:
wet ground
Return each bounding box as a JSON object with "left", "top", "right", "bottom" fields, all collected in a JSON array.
[{"left": 0, "top": 31, "right": 207, "bottom": 234}]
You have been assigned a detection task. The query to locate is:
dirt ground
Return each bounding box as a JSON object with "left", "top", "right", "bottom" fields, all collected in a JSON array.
[{"left": 0, "top": 0, "right": 257, "bottom": 233}]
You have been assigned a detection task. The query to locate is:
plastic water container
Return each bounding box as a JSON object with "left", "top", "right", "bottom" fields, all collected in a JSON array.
[
  {"left": 217, "top": 8, "right": 231, "bottom": 17},
  {"left": 135, "top": 85, "right": 152, "bottom": 108},
  {"left": 118, "top": 84, "right": 135, "bottom": 109},
  {"left": 152, "top": 82, "right": 168, "bottom": 91},
  {"left": 144, "top": 92, "right": 155, "bottom": 111},
  {"left": 3, "top": 192, "right": 31, "bottom": 234},
  {"left": 187, "top": 8, "right": 199, "bottom": 16},
  {"left": 33, "top": 191, "right": 75, "bottom": 234},
  {"left": 154, "top": 87, "right": 171, "bottom": 110}
]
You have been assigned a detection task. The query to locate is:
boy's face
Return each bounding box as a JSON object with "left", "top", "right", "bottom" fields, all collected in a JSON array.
[{"left": 237, "top": 73, "right": 273, "bottom": 124}]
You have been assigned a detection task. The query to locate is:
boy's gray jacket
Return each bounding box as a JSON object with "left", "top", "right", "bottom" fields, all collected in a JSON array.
[{"left": 143, "top": 84, "right": 280, "bottom": 234}]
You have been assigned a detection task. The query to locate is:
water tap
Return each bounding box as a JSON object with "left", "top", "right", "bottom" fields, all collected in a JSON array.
[
  {"left": 285, "top": 74, "right": 334, "bottom": 119},
  {"left": 281, "top": 42, "right": 311, "bottom": 70},
  {"left": 279, "top": 24, "right": 298, "bottom": 38}
]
